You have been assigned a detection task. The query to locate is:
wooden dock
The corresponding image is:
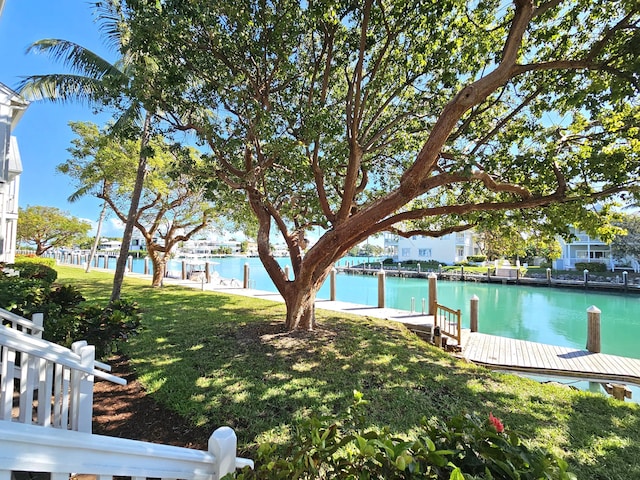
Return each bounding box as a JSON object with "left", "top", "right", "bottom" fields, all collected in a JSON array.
[{"left": 463, "top": 332, "right": 640, "bottom": 385}]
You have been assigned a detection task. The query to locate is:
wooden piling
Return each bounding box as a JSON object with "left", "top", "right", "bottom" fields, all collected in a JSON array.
[
  {"left": 330, "top": 268, "right": 336, "bottom": 301},
  {"left": 586, "top": 305, "right": 601, "bottom": 353},
  {"left": 428, "top": 273, "right": 437, "bottom": 315},
  {"left": 377, "top": 270, "right": 386, "bottom": 308},
  {"left": 470, "top": 295, "right": 479, "bottom": 332},
  {"left": 243, "top": 263, "right": 250, "bottom": 289}
]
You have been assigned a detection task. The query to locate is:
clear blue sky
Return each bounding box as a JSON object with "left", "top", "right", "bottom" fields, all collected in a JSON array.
[{"left": 0, "top": 0, "right": 122, "bottom": 235}]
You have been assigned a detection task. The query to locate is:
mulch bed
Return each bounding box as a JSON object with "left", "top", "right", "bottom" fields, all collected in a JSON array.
[{"left": 92, "top": 354, "right": 210, "bottom": 451}]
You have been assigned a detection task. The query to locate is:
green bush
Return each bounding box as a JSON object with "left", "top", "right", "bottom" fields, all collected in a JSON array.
[
  {"left": 0, "top": 272, "right": 142, "bottom": 358},
  {"left": 382, "top": 258, "right": 395, "bottom": 265},
  {"left": 466, "top": 255, "right": 487, "bottom": 263},
  {"left": 14, "top": 254, "right": 56, "bottom": 268},
  {"left": 574, "top": 262, "right": 607, "bottom": 272},
  {"left": 0, "top": 276, "right": 48, "bottom": 314},
  {"left": 10, "top": 261, "right": 58, "bottom": 284},
  {"left": 230, "top": 392, "right": 575, "bottom": 480}
]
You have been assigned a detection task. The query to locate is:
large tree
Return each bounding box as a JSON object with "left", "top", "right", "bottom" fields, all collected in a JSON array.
[
  {"left": 60, "top": 121, "right": 215, "bottom": 285},
  {"left": 17, "top": 206, "right": 91, "bottom": 256},
  {"left": 123, "top": 0, "right": 639, "bottom": 330}
]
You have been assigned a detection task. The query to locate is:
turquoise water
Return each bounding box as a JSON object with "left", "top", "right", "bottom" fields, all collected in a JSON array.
[{"left": 118, "top": 255, "right": 640, "bottom": 361}]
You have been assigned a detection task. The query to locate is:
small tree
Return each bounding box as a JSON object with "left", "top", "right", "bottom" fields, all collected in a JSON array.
[
  {"left": 612, "top": 214, "right": 640, "bottom": 266},
  {"left": 17, "top": 206, "right": 91, "bottom": 256},
  {"left": 61, "top": 122, "right": 215, "bottom": 286}
]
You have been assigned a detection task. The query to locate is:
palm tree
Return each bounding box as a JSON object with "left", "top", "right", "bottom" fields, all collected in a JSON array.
[{"left": 18, "top": 1, "right": 152, "bottom": 302}]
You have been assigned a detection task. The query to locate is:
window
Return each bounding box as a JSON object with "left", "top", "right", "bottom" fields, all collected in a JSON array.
[
  {"left": 401, "top": 248, "right": 411, "bottom": 257},
  {"left": 457, "top": 247, "right": 464, "bottom": 257},
  {"left": 576, "top": 250, "right": 588, "bottom": 259},
  {"left": 418, "top": 248, "right": 432, "bottom": 258}
]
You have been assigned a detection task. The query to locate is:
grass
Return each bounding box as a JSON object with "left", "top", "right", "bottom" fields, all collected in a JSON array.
[{"left": 55, "top": 266, "right": 640, "bottom": 479}]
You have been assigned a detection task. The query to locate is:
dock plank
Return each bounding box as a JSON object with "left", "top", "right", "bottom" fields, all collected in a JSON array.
[{"left": 463, "top": 333, "right": 640, "bottom": 385}]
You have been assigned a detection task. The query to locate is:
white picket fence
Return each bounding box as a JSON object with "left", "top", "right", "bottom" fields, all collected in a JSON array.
[{"left": 0, "top": 311, "right": 252, "bottom": 479}]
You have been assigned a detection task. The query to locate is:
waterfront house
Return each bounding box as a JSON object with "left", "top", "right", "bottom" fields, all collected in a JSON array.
[
  {"left": 0, "top": 82, "right": 29, "bottom": 264},
  {"left": 387, "top": 231, "right": 479, "bottom": 265},
  {"left": 553, "top": 227, "right": 616, "bottom": 271}
]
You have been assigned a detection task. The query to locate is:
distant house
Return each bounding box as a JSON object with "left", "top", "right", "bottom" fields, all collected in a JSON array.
[
  {"left": 386, "top": 231, "right": 478, "bottom": 265},
  {"left": 0, "top": 82, "right": 29, "bottom": 263},
  {"left": 553, "top": 228, "right": 614, "bottom": 271}
]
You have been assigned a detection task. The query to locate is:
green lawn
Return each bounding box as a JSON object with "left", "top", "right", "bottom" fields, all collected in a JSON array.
[{"left": 55, "top": 266, "right": 639, "bottom": 479}]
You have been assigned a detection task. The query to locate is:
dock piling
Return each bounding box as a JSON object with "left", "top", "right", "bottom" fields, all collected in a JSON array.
[
  {"left": 243, "top": 263, "right": 250, "bottom": 289},
  {"left": 470, "top": 295, "right": 479, "bottom": 332},
  {"left": 586, "top": 305, "right": 601, "bottom": 353},
  {"left": 428, "top": 273, "right": 437, "bottom": 315},
  {"left": 377, "top": 270, "right": 386, "bottom": 308}
]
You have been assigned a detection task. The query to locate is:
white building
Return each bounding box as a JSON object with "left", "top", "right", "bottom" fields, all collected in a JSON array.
[
  {"left": 553, "top": 228, "right": 614, "bottom": 271},
  {"left": 388, "top": 230, "right": 478, "bottom": 265},
  {"left": 0, "top": 82, "right": 29, "bottom": 263}
]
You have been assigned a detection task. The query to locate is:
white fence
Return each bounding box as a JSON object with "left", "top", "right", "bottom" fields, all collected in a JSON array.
[{"left": 1, "top": 311, "right": 252, "bottom": 479}]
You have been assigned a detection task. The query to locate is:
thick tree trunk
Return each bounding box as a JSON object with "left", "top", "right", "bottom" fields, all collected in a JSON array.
[
  {"left": 282, "top": 285, "right": 318, "bottom": 331},
  {"left": 85, "top": 201, "right": 107, "bottom": 273},
  {"left": 110, "top": 112, "right": 152, "bottom": 302},
  {"left": 148, "top": 249, "right": 167, "bottom": 287}
]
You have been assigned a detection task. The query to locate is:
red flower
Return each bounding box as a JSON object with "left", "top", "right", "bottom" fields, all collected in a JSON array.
[{"left": 489, "top": 412, "right": 504, "bottom": 433}]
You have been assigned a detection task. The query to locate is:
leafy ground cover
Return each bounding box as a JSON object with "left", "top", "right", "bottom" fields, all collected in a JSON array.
[{"left": 55, "top": 266, "right": 639, "bottom": 479}]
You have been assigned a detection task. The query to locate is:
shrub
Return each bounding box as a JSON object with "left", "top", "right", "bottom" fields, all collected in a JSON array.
[
  {"left": 10, "top": 260, "right": 58, "bottom": 284},
  {"left": 0, "top": 272, "right": 142, "bottom": 358},
  {"left": 382, "top": 258, "right": 395, "bottom": 265},
  {"left": 0, "top": 276, "right": 48, "bottom": 315},
  {"left": 230, "top": 392, "right": 575, "bottom": 480},
  {"left": 574, "top": 262, "right": 607, "bottom": 272},
  {"left": 14, "top": 254, "right": 56, "bottom": 268},
  {"left": 466, "top": 255, "right": 487, "bottom": 263}
]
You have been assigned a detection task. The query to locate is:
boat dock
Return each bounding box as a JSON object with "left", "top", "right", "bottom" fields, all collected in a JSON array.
[{"left": 463, "top": 332, "right": 640, "bottom": 386}]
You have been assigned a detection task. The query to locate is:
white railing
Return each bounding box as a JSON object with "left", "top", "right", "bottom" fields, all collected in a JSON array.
[
  {"left": 0, "top": 420, "right": 253, "bottom": 480},
  {"left": 0, "top": 316, "right": 253, "bottom": 478}
]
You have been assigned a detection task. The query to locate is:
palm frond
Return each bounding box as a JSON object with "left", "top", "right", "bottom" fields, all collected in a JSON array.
[
  {"left": 94, "top": 0, "right": 125, "bottom": 54},
  {"left": 110, "top": 102, "right": 144, "bottom": 135},
  {"left": 68, "top": 185, "right": 96, "bottom": 203},
  {"left": 17, "top": 74, "right": 111, "bottom": 104},
  {"left": 24, "top": 39, "right": 123, "bottom": 81}
]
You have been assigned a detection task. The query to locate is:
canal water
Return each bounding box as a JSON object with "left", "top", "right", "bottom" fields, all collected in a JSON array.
[
  {"left": 122, "top": 256, "right": 640, "bottom": 361},
  {"left": 101, "top": 254, "right": 640, "bottom": 399}
]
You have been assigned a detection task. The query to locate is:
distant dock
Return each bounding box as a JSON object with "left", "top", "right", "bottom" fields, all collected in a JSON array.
[{"left": 336, "top": 265, "right": 640, "bottom": 293}]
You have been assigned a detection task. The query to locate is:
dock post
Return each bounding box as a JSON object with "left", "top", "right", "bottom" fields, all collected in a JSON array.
[
  {"left": 205, "top": 261, "right": 211, "bottom": 283},
  {"left": 470, "top": 295, "right": 479, "bottom": 332},
  {"left": 623, "top": 271, "right": 628, "bottom": 292},
  {"left": 586, "top": 305, "right": 601, "bottom": 353},
  {"left": 127, "top": 255, "right": 133, "bottom": 273},
  {"left": 460, "top": 266, "right": 464, "bottom": 281},
  {"left": 103, "top": 254, "right": 108, "bottom": 269},
  {"left": 546, "top": 268, "right": 551, "bottom": 286},
  {"left": 428, "top": 273, "right": 437, "bottom": 315},
  {"left": 377, "top": 270, "right": 386, "bottom": 308},
  {"left": 284, "top": 265, "right": 290, "bottom": 281},
  {"left": 487, "top": 267, "right": 490, "bottom": 281},
  {"left": 516, "top": 268, "right": 520, "bottom": 284},
  {"left": 144, "top": 257, "right": 149, "bottom": 275},
  {"left": 422, "top": 298, "right": 426, "bottom": 315},
  {"left": 584, "top": 269, "right": 589, "bottom": 288},
  {"left": 243, "top": 263, "right": 250, "bottom": 289},
  {"left": 330, "top": 268, "right": 337, "bottom": 301},
  {"left": 181, "top": 260, "right": 187, "bottom": 280},
  {"left": 411, "top": 297, "right": 415, "bottom": 313},
  {"left": 417, "top": 263, "right": 421, "bottom": 274}
]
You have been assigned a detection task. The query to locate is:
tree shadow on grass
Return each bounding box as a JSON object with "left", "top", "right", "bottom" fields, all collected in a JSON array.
[{"left": 57, "top": 268, "right": 640, "bottom": 476}]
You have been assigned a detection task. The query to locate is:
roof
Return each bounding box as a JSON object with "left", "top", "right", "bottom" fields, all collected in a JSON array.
[{"left": 0, "top": 82, "right": 30, "bottom": 128}]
